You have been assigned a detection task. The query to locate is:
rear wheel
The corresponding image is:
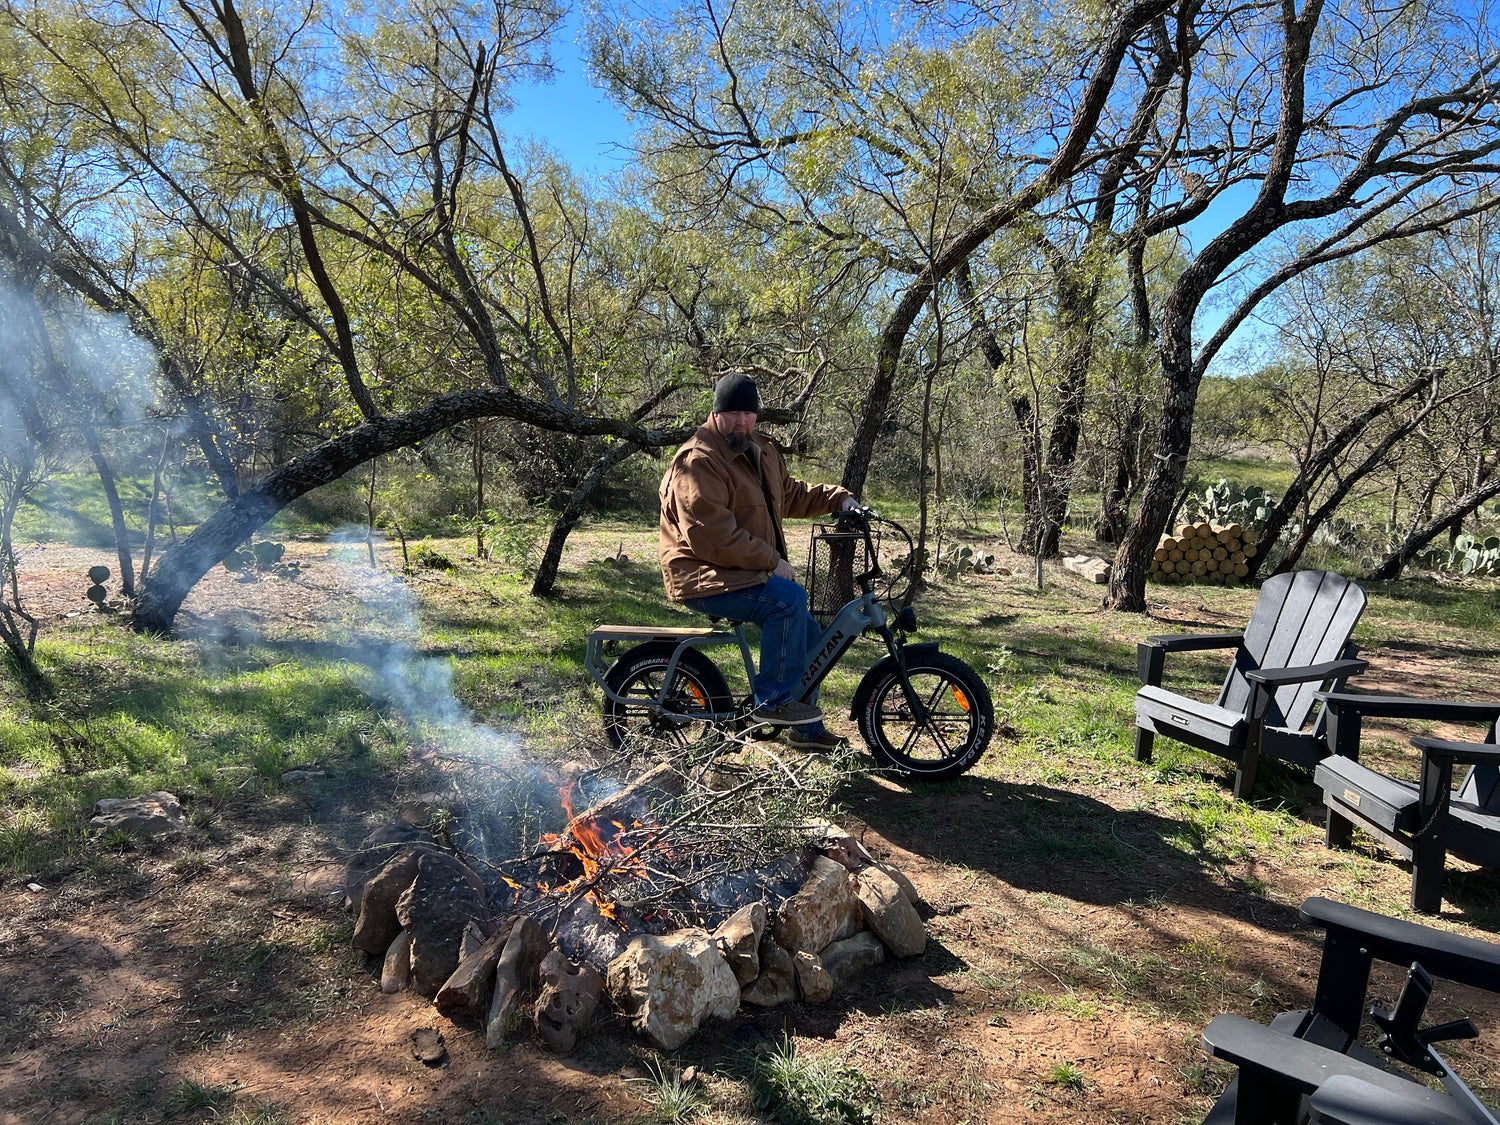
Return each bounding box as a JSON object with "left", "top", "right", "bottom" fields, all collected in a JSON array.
[
  {"left": 854, "top": 651, "right": 993, "bottom": 780},
  {"left": 601, "top": 645, "right": 734, "bottom": 751}
]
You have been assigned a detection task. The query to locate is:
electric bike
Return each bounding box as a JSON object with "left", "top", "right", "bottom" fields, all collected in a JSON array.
[{"left": 584, "top": 508, "right": 994, "bottom": 781}]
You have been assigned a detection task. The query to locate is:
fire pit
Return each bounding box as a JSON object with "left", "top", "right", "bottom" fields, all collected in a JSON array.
[{"left": 344, "top": 737, "right": 928, "bottom": 1051}]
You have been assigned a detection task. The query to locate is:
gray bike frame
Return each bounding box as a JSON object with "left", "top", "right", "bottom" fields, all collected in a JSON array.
[{"left": 586, "top": 585, "right": 891, "bottom": 720}]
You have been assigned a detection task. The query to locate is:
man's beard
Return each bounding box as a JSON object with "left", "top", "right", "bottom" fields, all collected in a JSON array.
[{"left": 724, "top": 431, "right": 752, "bottom": 453}]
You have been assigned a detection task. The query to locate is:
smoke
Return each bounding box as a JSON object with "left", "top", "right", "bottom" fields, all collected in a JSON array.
[
  {"left": 0, "top": 278, "right": 159, "bottom": 451},
  {"left": 324, "top": 525, "right": 522, "bottom": 768}
]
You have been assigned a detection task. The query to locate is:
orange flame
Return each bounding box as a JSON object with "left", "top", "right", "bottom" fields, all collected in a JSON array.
[{"left": 534, "top": 781, "right": 650, "bottom": 929}]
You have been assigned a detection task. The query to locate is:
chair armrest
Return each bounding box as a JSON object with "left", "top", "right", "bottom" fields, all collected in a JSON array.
[
  {"left": 1414, "top": 737, "right": 1500, "bottom": 768},
  {"left": 1246, "top": 658, "right": 1368, "bottom": 688},
  {"left": 1300, "top": 897, "right": 1500, "bottom": 993},
  {"left": 1202, "top": 1015, "right": 1459, "bottom": 1107},
  {"left": 1309, "top": 1074, "right": 1474, "bottom": 1125},
  {"left": 1316, "top": 692, "right": 1500, "bottom": 724},
  {"left": 1142, "top": 632, "right": 1244, "bottom": 652},
  {"left": 1137, "top": 633, "right": 1243, "bottom": 687}
]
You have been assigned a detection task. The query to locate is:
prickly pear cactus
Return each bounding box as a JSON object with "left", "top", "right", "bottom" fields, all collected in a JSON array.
[
  {"left": 1180, "top": 479, "right": 1278, "bottom": 535},
  {"left": 1418, "top": 533, "right": 1500, "bottom": 577}
]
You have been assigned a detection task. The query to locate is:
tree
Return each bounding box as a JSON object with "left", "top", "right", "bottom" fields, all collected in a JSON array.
[
  {"left": 0, "top": 0, "right": 712, "bottom": 632},
  {"left": 589, "top": 0, "right": 1179, "bottom": 500},
  {"left": 1106, "top": 0, "right": 1500, "bottom": 610}
]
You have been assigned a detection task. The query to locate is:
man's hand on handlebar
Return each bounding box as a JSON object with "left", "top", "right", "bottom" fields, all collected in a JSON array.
[{"left": 774, "top": 558, "right": 797, "bottom": 581}]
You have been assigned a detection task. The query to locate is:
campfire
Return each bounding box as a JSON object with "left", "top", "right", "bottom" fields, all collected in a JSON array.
[{"left": 344, "top": 737, "right": 929, "bottom": 1052}]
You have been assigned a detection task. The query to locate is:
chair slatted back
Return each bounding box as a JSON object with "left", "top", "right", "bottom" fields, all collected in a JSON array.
[{"left": 1218, "top": 570, "right": 1367, "bottom": 730}]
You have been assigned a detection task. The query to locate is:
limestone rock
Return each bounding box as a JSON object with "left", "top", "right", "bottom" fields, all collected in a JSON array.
[
  {"left": 352, "top": 847, "right": 426, "bottom": 955},
  {"left": 606, "top": 931, "right": 740, "bottom": 1050},
  {"left": 820, "top": 931, "right": 885, "bottom": 993},
  {"left": 381, "top": 929, "right": 413, "bottom": 994},
  {"left": 773, "top": 856, "right": 861, "bottom": 954},
  {"left": 487, "top": 916, "right": 549, "bottom": 1049},
  {"left": 741, "top": 936, "right": 796, "bottom": 1007},
  {"left": 714, "top": 902, "right": 767, "bottom": 986},
  {"left": 854, "top": 867, "right": 925, "bottom": 957},
  {"left": 458, "top": 920, "right": 486, "bottom": 962},
  {"left": 89, "top": 792, "right": 186, "bottom": 838},
  {"left": 868, "top": 860, "right": 922, "bottom": 908},
  {"left": 793, "top": 950, "right": 832, "bottom": 1003},
  {"left": 396, "top": 852, "right": 491, "bottom": 996},
  {"left": 808, "top": 822, "right": 875, "bottom": 872},
  {"left": 534, "top": 949, "right": 604, "bottom": 1053}
]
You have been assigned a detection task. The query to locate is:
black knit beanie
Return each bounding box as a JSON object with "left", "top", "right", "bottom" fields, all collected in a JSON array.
[{"left": 712, "top": 372, "right": 760, "bottom": 414}]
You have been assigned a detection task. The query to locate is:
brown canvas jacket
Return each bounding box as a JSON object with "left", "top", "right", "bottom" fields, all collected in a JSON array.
[{"left": 659, "top": 424, "right": 852, "bottom": 602}]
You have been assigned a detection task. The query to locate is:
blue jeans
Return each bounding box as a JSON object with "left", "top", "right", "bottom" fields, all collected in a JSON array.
[{"left": 684, "top": 575, "right": 825, "bottom": 736}]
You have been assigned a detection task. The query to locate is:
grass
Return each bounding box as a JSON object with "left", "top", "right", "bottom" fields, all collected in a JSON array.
[
  {"left": 4, "top": 512, "right": 1500, "bottom": 1123},
  {"left": 743, "top": 1036, "right": 876, "bottom": 1125}
]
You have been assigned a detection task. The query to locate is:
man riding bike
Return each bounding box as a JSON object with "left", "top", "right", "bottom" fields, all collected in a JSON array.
[{"left": 658, "top": 373, "right": 858, "bottom": 750}]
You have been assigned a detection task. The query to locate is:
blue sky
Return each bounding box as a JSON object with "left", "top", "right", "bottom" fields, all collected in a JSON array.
[{"left": 502, "top": 12, "right": 632, "bottom": 175}]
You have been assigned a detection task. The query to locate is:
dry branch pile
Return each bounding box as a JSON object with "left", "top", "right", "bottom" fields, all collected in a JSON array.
[{"left": 1149, "top": 521, "right": 1258, "bottom": 585}]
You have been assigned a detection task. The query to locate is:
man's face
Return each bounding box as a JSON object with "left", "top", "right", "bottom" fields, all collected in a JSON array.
[{"left": 713, "top": 411, "right": 758, "bottom": 452}]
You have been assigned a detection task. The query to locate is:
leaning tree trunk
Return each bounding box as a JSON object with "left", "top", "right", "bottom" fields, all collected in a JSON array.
[
  {"left": 531, "top": 441, "right": 642, "bottom": 598},
  {"left": 1368, "top": 472, "right": 1500, "bottom": 580},
  {"left": 132, "top": 388, "right": 689, "bottom": 633},
  {"left": 1245, "top": 371, "right": 1434, "bottom": 580}
]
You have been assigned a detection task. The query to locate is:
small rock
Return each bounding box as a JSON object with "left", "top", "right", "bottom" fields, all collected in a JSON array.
[
  {"left": 793, "top": 950, "right": 832, "bottom": 1003},
  {"left": 381, "top": 930, "right": 413, "bottom": 993},
  {"left": 773, "top": 856, "right": 861, "bottom": 954},
  {"left": 606, "top": 931, "right": 741, "bottom": 1050},
  {"left": 487, "top": 916, "right": 549, "bottom": 1049},
  {"left": 436, "top": 921, "right": 513, "bottom": 1015},
  {"left": 742, "top": 936, "right": 797, "bottom": 1007},
  {"left": 854, "top": 867, "right": 925, "bottom": 957},
  {"left": 26, "top": 883, "right": 45, "bottom": 894},
  {"left": 352, "top": 847, "right": 428, "bottom": 955},
  {"left": 396, "top": 853, "right": 492, "bottom": 996},
  {"left": 409, "top": 1027, "right": 447, "bottom": 1067},
  {"left": 534, "top": 949, "right": 604, "bottom": 1053},
  {"left": 279, "top": 769, "right": 326, "bottom": 784},
  {"left": 714, "top": 902, "right": 767, "bottom": 986},
  {"left": 820, "top": 931, "right": 885, "bottom": 993},
  {"left": 867, "top": 860, "right": 922, "bottom": 908},
  {"left": 89, "top": 792, "right": 186, "bottom": 838}
]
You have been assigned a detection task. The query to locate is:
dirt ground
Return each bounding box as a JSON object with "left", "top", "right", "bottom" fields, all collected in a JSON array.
[{"left": 3, "top": 539, "right": 1498, "bottom": 1125}]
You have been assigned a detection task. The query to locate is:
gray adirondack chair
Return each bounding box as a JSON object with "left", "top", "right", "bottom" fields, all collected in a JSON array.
[
  {"left": 1200, "top": 896, "right": 1500, "bottom": 1125},
  {"left": 1314, "top": 691, "right": 1500, "bottom": 914},
  {"left": 1134, "top": 570, "right": 1368, "bottom": 800}
]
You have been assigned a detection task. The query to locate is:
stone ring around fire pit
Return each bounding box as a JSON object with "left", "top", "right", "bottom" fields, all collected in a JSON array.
[{"left": 344, "top": 822, "right": 927, "bottom": 1052}]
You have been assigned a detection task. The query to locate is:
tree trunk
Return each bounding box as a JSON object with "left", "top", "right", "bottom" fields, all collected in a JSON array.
[
  {"left": 1107, "top": 0, "right": 1324, "bottom": 611},
  {"left": 132, "top": 388, "right": 688, "bottom": 633},
  {"left": 1246, "top": 372, "right": 1435, "bottom": 579},
  {"left": 531, "top": 441, "right": 642, "bottom": 598},
  {"left": 1368, "top": 473, "right": 1500, "bottom": 580}
]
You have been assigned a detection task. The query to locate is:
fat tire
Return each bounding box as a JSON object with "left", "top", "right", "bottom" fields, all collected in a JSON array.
[
  {"left": 601, "top": 644, "right": 733, "bottom": 751},
  {"left": 853, "top": 651, "right": 993, "bottom": 780}
]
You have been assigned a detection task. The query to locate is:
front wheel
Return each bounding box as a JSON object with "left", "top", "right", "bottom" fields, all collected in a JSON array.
[{"left": 853, "top": 651, "right": 993, "bottom": 780}]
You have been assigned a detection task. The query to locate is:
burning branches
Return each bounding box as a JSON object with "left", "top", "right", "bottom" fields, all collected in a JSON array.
[{"left": 455, "top": 730, "right": 865, "bottom": 939}]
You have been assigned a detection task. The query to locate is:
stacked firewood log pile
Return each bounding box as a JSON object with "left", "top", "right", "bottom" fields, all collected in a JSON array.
[{"left": 1149, "top": 521, "right": 1257, "bottom": 585}]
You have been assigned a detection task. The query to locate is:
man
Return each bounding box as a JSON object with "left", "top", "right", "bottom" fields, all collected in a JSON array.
[{"left": 659, "top": 372, "right": 858, "bottom": 749}]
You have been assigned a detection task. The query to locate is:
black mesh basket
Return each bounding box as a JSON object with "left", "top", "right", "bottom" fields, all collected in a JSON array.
[{"left": 804, "top": 523, "right": 880, "bottom": 621}]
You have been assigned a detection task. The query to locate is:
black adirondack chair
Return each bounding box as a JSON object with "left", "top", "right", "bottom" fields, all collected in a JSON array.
[
  {"left": 1314, "top": 691, "right": 1500, "bottom": 914},
  {"left": 1199, "top": 896, "right": 1500, "bottom": 1125},
  {"left": 1134, "top": 570, "right": 1369, "bottom": 800}
]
